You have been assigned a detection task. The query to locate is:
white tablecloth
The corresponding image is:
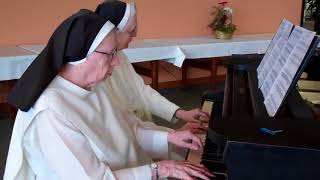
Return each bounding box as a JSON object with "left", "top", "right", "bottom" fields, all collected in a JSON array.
[
  {"left": 124, "top": 34, "right": 273, "bottom": 62},
  {"left": 0, "top": 46, "right": 37, "bottom": 81},
  {"left": 1, "top": 34, "right": 277, "bottom": 81}
]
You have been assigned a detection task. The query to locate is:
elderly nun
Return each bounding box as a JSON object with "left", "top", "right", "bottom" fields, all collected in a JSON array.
[
  {"left": 4, "top": 9, "right": 212, "bottom": 180},
  {"left": 95, "top": 1, "right": 210, "bottom": 134}
]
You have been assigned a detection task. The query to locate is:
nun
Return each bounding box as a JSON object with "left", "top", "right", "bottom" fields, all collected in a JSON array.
[
  {"left": 4, "top": 10, "right": 212, "bottom": 180},
  {"left": 95, "top": 1, "right": 209, "bottom": 134}
]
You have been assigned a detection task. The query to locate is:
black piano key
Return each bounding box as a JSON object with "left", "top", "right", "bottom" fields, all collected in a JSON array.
[
  {"left": 200, "top": 132, "right": 228, "bottom": 179},
  {"left": 202, "top": 155, "right": 221, "bottom": 162},
  {"left": 201, "top": 135, "right": 225, "bottom": 162},
  {"left": 202, "top": 151, "right": 222, "bottom": 159},
  {"left": 203, "top": 149, "right": 218, "bottom": 154},
  {"left": 202, "top": 150, "right": 223, "bottom": 157},
  {"left": 201, "top": 160, "right": 226, "bottom": 174},
  {"left": 196, "top": 173, "right": 227, "bottom": 180},
  {"left": 210, "top": 173, "right": 227, "bottom": 180},
  {"left": 204, "top": 143, "right": 218, "bottom": 149}
]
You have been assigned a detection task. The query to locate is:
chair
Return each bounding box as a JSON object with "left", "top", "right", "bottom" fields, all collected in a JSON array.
[
  {"left": 133, "top": 60, "right": 226, "bottom": 90},
  {"left": 181, "top": 58, "right": 226, "bottom": 89}
]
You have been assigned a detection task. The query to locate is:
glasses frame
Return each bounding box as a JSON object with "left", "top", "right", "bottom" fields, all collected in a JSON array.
[{"left": 94, "top": 49, "right": 118, "bottom": 60}]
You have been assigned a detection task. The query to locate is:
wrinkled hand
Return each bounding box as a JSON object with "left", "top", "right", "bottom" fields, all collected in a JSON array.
[
  {"left": 157, "top": 160, "right": 214, "bottom": 180},
  {"left": 177, "top": 122, "right": 208, "bottom": 134},
  {"left": 168, "top": 130, "right": 203, "bottom": 151},
  {"left": 176, "top": 108, "right": 210, "bottom": 123}
]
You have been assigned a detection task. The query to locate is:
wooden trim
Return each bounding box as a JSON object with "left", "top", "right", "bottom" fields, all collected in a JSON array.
[
  {"left": 181, "top": 60, "right": 189, "bottom": 88},
  {"left": 210, "top": 58, "right": 218, "bottom": 89},
  {"left": 151, "top": 61, "right": 159, "bottom": 90}
]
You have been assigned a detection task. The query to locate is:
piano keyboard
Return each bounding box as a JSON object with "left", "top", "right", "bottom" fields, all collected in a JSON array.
[{"left": 186, "top": 101, "right": 228, "bottom": 180}]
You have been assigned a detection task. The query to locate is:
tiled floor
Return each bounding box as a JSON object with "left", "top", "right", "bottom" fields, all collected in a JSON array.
[{"left": 0, "top": 84, "right": 212, "bottom": 178}]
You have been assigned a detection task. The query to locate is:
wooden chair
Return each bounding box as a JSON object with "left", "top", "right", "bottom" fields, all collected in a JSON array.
[
  {"left": 181, "top": 58, "right": 226, "bottom": 89},
  {"left": 133, "top": 61, "right": 182, "bottom": 90},
  {"left": 133, "top": 59, "right": 226, "bottom": 90},
  {"left": 133, "top": 61, "right": 159, "bottom": 90}
]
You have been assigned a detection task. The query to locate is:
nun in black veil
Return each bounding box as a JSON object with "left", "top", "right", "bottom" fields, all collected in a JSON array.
[{"left": 4, "top": 8, "right": 212, "bottom": 180}]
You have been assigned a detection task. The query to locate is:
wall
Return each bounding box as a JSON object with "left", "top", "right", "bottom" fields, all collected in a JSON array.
[{"left": 0, "top": 0, "right": 302, "bottom": 45}]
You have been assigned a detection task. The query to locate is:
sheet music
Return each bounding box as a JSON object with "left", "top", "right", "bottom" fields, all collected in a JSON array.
[
  {"left": 262, "top": 27, "right": 308, "bottom": 98},
  {"left": 263, "top": 26, "right": 316, "bottom": 117},
  {"left": 259, "top": 36, "right": 288, "bottom": 94},
  {"left": 257, "top": 19, "right": 293, "bottom": 87},
  {"left": 260, "top": 30, "right": 299, "bottom": 98}
]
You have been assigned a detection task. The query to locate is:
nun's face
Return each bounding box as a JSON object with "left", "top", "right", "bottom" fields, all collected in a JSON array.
[
  {"left": 117, "top": 14, "right": 137, "bottom": 50},
  {"left": 85, "top": 31, "right": 120, "bottom": 87}
]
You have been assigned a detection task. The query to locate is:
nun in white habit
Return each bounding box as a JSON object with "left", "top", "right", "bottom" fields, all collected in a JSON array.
[
  {"left": 4, "top": 9, "right": 213, "bottom": 180},
  {"left": 95, "top": 1, "right": 210, "bottom": 133}
]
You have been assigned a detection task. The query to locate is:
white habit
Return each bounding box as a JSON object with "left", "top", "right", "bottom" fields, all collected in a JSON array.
[
  {"left": 105, "top": 51, "right": 180, "bottom": 124},
  {"left": 4, "top": 75, "right": 170, "bottom": 180}
]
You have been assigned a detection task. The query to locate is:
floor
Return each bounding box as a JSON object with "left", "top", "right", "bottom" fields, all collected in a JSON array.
[{"left": 0, "top": 84, "right": 212, "bottom": 178}]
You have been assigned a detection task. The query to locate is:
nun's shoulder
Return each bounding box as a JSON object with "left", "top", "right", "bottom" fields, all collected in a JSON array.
[{"left": 33, "top": 88, "right": 68, "bottom": 113}]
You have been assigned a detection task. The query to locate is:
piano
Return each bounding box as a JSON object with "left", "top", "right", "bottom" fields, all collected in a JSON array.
[{"left": 187, "top": 37, "right": 320, "bottom": 180}]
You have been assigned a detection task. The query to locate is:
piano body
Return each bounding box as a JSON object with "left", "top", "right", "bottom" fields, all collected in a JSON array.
[{"left": 197, "top": 39, "right": 320, "bottom": 180}]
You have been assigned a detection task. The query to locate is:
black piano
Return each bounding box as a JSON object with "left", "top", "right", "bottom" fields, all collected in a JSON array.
[{"left": 199, "top": 36, "right": 320, "bottom": 180}]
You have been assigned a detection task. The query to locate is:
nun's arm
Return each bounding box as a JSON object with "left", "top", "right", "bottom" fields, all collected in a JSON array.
[
  {"left": 122, "top": 56, "right": 180, "bottom": 123},
  {"left": 134, "top": 124, "right": 170, "bottom": 160},
  {"left": 29, "top": 110, "right": 151, "bottom": 180}
]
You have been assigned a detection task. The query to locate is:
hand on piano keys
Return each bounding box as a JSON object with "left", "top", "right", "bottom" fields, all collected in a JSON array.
[
  {"left": 186, "top": 101, "right": 228, "bottom": 180},
  {"left": 175, "top": 107, "right": 211, "bottom": 123},
  {"left": 176, "top": 101, "right": 212, "bottom": 134},
  {"left": 186, "top": 101, "right": 214, "bottom": 164},
  {"left": 156, "top": 160, "right": 214, "bottom": 180},
  {"left": 177, "top": 122, "right": 208, "bottom": 134},
  {"left": 168, "top": 130, "right": 204, "bottom": 151}
]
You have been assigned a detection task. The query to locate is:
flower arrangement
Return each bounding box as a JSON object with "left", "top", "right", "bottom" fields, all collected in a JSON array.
[{"left": 209, "top": 0, "right": 236, "bottom": 39}]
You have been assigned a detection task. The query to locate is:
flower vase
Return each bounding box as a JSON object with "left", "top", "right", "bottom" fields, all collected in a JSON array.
[{"left": 214, "top": 30, "right": 233, "bottom": 40}]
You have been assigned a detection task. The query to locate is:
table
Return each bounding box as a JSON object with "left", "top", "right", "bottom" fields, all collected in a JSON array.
[
  {"left": 0, "top": 46, "right": 37, "bottom": 81},
  {"left": 0, "top": 46, "right": 35, "bottom": 120},
  {"left": 19, "top": 34, "right": 273, "bottom": 62},
  {"left": 14, "top": 34, "right": 274, "bottom": 89},
  {"left": 124, "top": 34, "right": 273, "bottom": 63}
]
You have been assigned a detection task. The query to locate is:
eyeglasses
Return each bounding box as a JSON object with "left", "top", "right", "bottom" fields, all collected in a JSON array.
[{"left": 94, "top": 49, "right": 117, "bottom": 59}]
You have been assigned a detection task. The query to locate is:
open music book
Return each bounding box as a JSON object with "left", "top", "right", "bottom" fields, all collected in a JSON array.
[
  {"left": 257, "top": 19, "right": 319, "bottom": 116},
  {"left": 257, "top": 19, "right": 294, "bottom": 87}
]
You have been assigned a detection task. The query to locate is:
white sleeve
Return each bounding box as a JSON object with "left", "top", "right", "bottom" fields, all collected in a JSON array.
[
  {"left": 135, "top": 118, "right": 175, "bottom": 132},
  {"left": 139, "top": 85, "right": 180, "bottom": 122},
  {"left": 134, "top": 122, "right": 170, "bottom": 160},
  {"left": 31, "top": 110, "right": 152, "bottom": 180},
  {"left": 123, "top": 56, "right": 180, "bottom": 122}
]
